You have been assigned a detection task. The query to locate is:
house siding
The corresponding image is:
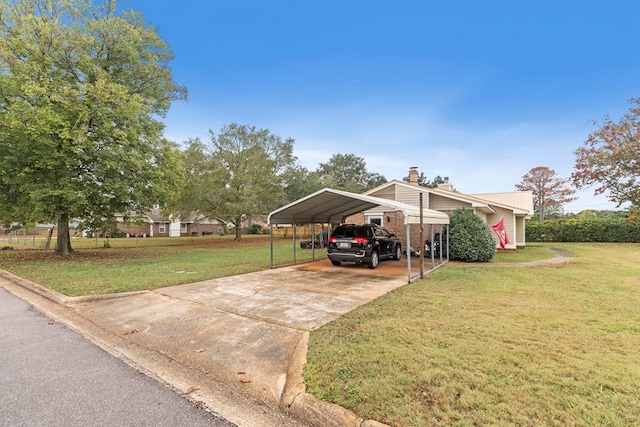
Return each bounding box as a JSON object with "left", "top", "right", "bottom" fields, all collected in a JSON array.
[
  {"left": 515, "top": 216, "right": 526, "bottom": 248},
  {"left": 487, "top": 207, "right": 516, "bottom": 249},
  {"left": 371, "top": 185, "right": 396, "bottom": 201},
  {"left": 395, "top": 185, "right": 421, "bottom": 206},
  {"left": 154, "top": 223, "right": 169, "bottom": 236},
  {"left": 353, "top": 179, "right": 531, "bottom": 251},
  {"left": 430, "top": 194, "right": 471, "bottom": 211}
]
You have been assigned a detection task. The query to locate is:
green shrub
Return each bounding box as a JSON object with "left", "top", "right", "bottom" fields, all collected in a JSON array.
[
  {"left": 448, "top": 209, "right": 496, "bottom": 262},
  {"left": 246, "top": 224, "right": 263, "bottom": 235},
  {"left": 527, "top": 218, "right": 640, "bottom": 242}
]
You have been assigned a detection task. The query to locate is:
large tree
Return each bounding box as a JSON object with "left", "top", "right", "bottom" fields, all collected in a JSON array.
[
  {"left": 516, "top": 166, "right": 576, "bottom": 222},
  {"left": 281, "top": 165, "right": 324, "bottom": 204},
  {"left": 0, "top": 0, "right": 186, "bottom": 254},
  {"left": 315, "top": 153, "right": 387, "bottom": 193},
  {"left": 178, "top": 124, "right": 297, "bottom": 242},
  {"left": 572, "top": 98, "right": 640, "bottom": 209}
]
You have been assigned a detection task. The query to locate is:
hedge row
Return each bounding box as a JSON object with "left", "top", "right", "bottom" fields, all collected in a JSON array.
[{"left": 526, "top": 218, "right": 640, "bottom": 242}]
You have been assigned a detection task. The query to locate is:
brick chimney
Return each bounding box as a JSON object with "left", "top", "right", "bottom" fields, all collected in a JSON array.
[{"left": 408, "top": 166, "right": 419, "bottom": 186}]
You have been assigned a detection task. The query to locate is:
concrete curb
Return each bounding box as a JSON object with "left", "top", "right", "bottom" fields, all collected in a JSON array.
[
  {"left": 281, "top": 331, "right": 309, "bottom": 405},
  {"left": 0, "top": 269, "right": 150, "bottom": 306},
  {"left": 280, "top": 331, "right": 389, "bottom": 427},
  {"left": 0, "top": 270, "right": 68, "bottom": 305},
  {"left": 66, "top": 290, "right": 151, "bottom": 304}
]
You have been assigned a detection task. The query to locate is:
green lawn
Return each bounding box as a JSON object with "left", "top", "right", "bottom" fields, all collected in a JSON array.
[
  {"left": 0, "top": 235, "right": 316, "bottom": 296},
  {"left": 1, "top": 239, "right": 637, "bottom": 426},
  {"left": 491, "top": 243, "right": 556, "bottom": 263},
  {"left": 304, "top": 243, "right": 640, "bottom": 426}
]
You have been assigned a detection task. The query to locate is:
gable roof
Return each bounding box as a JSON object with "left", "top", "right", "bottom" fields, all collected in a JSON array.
[
  {"left": 268, "top": 188, "right": 450, "bottom": 225},
  {"left": 470, "top": 191, "right": 534, "bottom": 215},
  {"left": 365, "top": 180, "right": 533, "bottom": 216}
]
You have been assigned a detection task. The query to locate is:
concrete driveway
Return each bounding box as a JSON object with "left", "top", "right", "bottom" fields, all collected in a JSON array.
[{"left": 64, "top": 258, "right": 411, "bottom": 419}]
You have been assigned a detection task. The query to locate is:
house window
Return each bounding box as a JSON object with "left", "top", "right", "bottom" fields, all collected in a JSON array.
[
  {"left": 180, "top": 223, "right": 188, "bottom": 233},
  {"left": 367, "top": 215, "right": 383, "bottom": 226},
  {"left": 159, "top": 223, "right": 166, "bottom": 233}
]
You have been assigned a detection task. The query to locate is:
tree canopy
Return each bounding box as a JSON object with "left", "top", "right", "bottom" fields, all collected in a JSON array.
[
  {"left": 314, "top": 153, "right": 386, "bottom": 193},
  {"left": 0, "top": 0, "right": 186, "bottom": 254},
  {"left": 572, "top": 98, "right": 640, "bottom": 210},
  {"left": 516, "top": 166, "right": 576, "bottom": 222},
  {"left": 402, "top": 172, "right": 448, "bottom": 188},
  {"left": 175, "top": 124, "right": 297, "bottom": 242},
  {"left": 281, "top": 165, "right": 324, "bottom": 203}
]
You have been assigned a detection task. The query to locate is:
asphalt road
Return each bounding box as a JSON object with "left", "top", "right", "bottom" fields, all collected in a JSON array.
[{"left": 0, "top": 287, "right": 235, "bottom": 427}]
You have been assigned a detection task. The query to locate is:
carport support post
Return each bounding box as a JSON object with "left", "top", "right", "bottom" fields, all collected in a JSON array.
[
  {"left": 405, "top": 222, "right": 411, "bottom": 283},
  {"left": 439, "top": 227, "right": 443, "bottom": 264},
  {"left": 311, "top": 223, "right": 316, "bottom": 261},
  {"left": 446, "top": 224, "right": 450, "bottom": 261},
  {"left": 419, "top": 193, "right": 424, "bottom": 279},
  {"left": 431, "top": 224, "right": 435, "bottom": 270},
  {"left": 269, "top": 224, "right": 274, "bottom": 269},
  {"left": 293, "top": 224, "right": 297, "bottom": 264}
]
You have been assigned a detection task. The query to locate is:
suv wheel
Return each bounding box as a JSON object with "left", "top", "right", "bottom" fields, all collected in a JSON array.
[
  {"left": 331, "top": 260, "right": 341, "bottom": 266},
  {"left": 394, "top": 244, "right": 402, "bottom": 260},
  {"left": 367, "top": 251, "right": 379, "bottom": 269}
]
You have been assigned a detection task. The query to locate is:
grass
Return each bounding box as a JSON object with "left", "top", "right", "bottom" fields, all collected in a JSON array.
[
  {"left": 0, "top": 235, "right": 316, "bottom": 296},
  {"left": 2, "top": 239, "right": 638, "bottom": 425},
  {"left": 304, "top": 243, "right": 640, "bottom": 426},
  {"left": 491, "top": 243, "right": 556, "bottom": 263}
]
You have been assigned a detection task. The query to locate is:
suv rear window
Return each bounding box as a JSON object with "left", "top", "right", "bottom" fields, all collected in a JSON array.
[{"left": 332, "top": 225, "right": 371, "bottom": 238}]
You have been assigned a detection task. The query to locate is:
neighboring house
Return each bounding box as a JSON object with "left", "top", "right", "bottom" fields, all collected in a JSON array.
[
  {"left": 346, "top": 168, "right": 533, "bottom": 250},
  {"left": 116, "top": 209, "right": 224, "bottom": 237}
]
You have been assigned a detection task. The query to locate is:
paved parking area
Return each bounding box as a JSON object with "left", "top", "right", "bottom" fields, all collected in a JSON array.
[{"left": 65, "top": 259, "right": 411, "bottom": 408}]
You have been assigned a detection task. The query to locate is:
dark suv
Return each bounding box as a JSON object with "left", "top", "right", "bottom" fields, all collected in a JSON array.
[{"left": 327, "top": 224, "right": 402, "bottom": 269}]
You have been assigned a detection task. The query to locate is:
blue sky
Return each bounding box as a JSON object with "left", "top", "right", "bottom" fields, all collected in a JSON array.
[{"left": 127, "top": 0, "right": 639, "bottom": 212}]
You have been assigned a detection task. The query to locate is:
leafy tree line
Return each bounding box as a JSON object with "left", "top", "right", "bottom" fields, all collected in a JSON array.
[{"left": 169, "top": 124, "right": 387, "bottom": 241}]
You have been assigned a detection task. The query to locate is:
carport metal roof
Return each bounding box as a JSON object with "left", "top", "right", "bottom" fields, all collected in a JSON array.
[
  {"left": 268, "top": 188, "right": 450, "bottom": 226},
  {"left": 268, "top": 188, "right": 450, "bottom": 284}
]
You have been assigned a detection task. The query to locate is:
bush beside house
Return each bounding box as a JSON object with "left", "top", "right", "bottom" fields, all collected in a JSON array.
[{"left": 449, "top": 209, "right": 496, "bottom": 262}]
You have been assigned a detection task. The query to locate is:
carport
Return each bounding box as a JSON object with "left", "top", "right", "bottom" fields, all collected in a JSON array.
[{"left": 268, "top": 188, "right": 450, "bottom": 283}]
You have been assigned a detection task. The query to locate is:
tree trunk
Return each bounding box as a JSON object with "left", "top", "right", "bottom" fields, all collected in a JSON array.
[
  {"left": 55, "top": 213, "right": 74, "bottom": 255},
  {"left": 234, "top": 216, "right": 243, "bottom": 242}
]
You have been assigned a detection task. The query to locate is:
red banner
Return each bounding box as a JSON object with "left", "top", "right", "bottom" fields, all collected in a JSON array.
[{"left": 491, "top": 217, "right": 509, "bottom": 249}]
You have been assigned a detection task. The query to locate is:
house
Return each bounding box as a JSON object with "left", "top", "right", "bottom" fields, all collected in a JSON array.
[
  {"left": 116, "top": 209, "right": 224, "bottom": 237},
  {"left": 345, "top": 167, "right": 533, "bottom": 251}
]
